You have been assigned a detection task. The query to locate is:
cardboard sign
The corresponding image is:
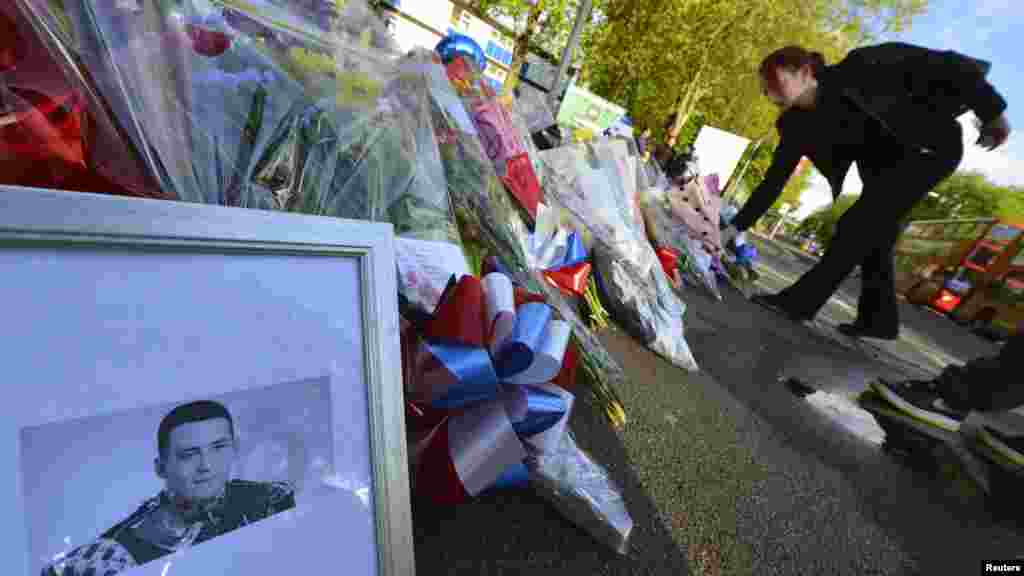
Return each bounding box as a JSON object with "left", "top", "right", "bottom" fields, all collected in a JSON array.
[
  {"left": 691, "top": 125, "right": 751, "bottom": 188},
  {"left": 555, "top": 84, "right": 626, "bottom": 133}
]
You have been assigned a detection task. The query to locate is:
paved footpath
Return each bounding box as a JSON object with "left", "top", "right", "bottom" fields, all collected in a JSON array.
[{"left": 413, "top": 254, "right": 1022, "bottom": 575}]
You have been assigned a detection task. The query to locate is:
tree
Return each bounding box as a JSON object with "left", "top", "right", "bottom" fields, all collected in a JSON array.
[
  {"left": 907, "top": 171, "right": 1021, "bottom": 222},
  {"left": 581, "top": 0, "right": 929, "bottom": 148},
  {"left": 467, "top": 0, "right": 583, "bottom": 92},
  {"left": 796, "top": 172, "right": 1024, "bottom": 249},
  {"left": 998, "top": 187, "right": 1024, "bottom": 221},
  {"left": 795, "top": 194, "right": 859, "bottom": 248},
  {"left": 775, "top": 158, "right": 815, "bottom": 214}
]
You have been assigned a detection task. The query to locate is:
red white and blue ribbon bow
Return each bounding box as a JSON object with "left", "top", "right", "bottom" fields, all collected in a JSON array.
[
  {"left": 532, "top": 229, "right": 592, "bottom": 297},
  {"left": 407, "top": 272, "right": 575, "bottom": 504}
]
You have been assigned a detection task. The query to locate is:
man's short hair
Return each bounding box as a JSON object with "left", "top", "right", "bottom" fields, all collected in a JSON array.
[{"left": 158, "top": 400, "right": 235, "bottom": 458}]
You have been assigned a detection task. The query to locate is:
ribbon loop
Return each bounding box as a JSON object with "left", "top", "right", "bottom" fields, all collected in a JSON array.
[
  {"left": 448, "top": 400, "right": 527, "bottom": 496},
  {"left": 501, "top": 319, "right": 571, "bottom": 385},
  {"left": 405, "top": 270, "right": 578, "bottom": 504},
  {"left": 483, "top": 272, "right": 516, "bottom": 355},
  {"left": 507, "top": 384, "right": 568, "bottom": 438},
  {"left": 495, "top": 302, "right": 551, "bottom": 378},
  {"left": 422, "top": 342, "right": 499, "bottom": 409}
]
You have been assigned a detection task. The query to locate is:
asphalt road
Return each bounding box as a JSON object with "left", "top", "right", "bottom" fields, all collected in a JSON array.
[{"left": 412, "top": 246, "right": 1020, "bottom": 575}]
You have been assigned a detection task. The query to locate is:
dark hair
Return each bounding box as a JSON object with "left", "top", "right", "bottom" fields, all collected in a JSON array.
[
  {"left": 665, "top": 146, "right": 698, "bottom": 184},
  {"left": 158, "top": 400, "right": 235, "bottom": 458},
  {"left": 759, "top": 46, "right": 826, "bottom": 92}
]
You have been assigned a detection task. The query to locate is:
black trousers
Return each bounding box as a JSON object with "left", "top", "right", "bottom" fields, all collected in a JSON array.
[{"left": 777, "top": 133, "right": 963, "bottom": 331}]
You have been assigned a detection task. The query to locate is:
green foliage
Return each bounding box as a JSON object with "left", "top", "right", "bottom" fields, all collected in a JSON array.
[
  {"left": 725, "top": 140, "right": 772, "bottom": 203},
  {"left": 774, "top": 159, "right": 814, "bottom": 213},
  {"left": 472, "top": 0, "right": 582, "bottom": 92},
  {"left": 997, "top": 187, "right": 1024, "bottom": 220},
  {"left": 479, "top": 0, "right": 587, "bottom": 56},
  {"left": 675, "top": 111, "right": 705, "bottom": 151},
  {"left": 580, "top": 0, "right": 929, "bottom": 149},
  {"left": 795, "top": 171, "right": 1024, "bottom": 249},
  {"left": 795, "top": 194, "right": 859, "bottom": 248},
  {"left": 908, "top": 171, "right": 1024, "bottom": 222}
]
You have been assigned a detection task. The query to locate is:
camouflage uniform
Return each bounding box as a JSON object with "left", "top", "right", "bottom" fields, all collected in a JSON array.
[{"left": 41, "top": 480, "right": 295, "bottom": 576}]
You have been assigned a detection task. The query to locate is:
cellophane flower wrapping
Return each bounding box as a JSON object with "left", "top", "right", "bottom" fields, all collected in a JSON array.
[
  {"left": 510, "top": 94, "right": 549, "bottom": 190},
  {"left": 538, "top": 141, "right": 698, "bottom": 371},
  {"left": 266, "top": 4, "right": 467, "bottom": 315},
  {"left": 30, "top": 0, "right": 468, "bottom": 314},
  {"left": 409, "top": 48, "right": 629, "bottom": 427},
  {"left": 1, "top": 3, "right": 165, "bottom": 197},
  {"left": 405, "top": 48, "right": 533, "bottom": 282},
  {"left": 639, "top": 153, "right": 671, "bottom": 192},
  {"left": 528, "top": 431, "right": 633, "bottom": 555},
  {"left": 39, "top": 0, "right": 294, "bottom": 205},
  {"left": 306, "top": 33, "right": 465, "bottom": 313},
  {"left": 513, "top": 83, "right": 556, "bottom": 136},
  {"left": 639, "top": 185, "right": 722, "bottom": 300}
]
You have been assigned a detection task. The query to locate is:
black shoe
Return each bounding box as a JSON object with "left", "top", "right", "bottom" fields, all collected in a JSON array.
[
  {"left": 836, "top": 322, "right": 899, "bottom": 341},
  {"left": 751, "top": 293, "right": 812, "bottom": 323}
]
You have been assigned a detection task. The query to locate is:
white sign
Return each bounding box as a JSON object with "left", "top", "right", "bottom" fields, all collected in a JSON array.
[{"left": 692, "top": 125, "right": 751, "bottom": 187}]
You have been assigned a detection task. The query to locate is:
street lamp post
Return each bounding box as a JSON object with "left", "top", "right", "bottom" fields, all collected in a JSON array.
[{"left": 548, "top": 0, "right": 591, "bottom": 110}]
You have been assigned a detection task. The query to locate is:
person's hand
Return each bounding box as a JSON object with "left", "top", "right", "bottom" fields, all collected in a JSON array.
[{"left": 977, "top": 114, "right": 1011, "bottom": 151}]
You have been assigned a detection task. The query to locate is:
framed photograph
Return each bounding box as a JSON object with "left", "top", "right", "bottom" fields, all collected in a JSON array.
[{"left": 0, "top": 186, "right": 413, "bottom": 576}]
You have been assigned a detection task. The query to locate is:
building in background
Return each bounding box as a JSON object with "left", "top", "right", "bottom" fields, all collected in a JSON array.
[{"left": 382, "top": 0, "right": 573, "bottom": 97}]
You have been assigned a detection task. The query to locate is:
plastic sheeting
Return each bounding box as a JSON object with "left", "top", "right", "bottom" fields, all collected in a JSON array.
[{"left": 529, "top": 432, "right": 633, "bottom": 555}]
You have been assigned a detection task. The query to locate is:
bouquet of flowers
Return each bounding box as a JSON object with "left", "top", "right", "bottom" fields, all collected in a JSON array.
[
  {"left": 539, "top": 140, "right": 699, "bottom": 371},
  {"left": 1, "top": 3, "right": 163, "bottom": 198},
  {"left": 640, "top": 182, "right": 724, "bottom": 300},
  {"left": 20, "top": 0, "right": 468, "bottom": 314},
  {"left": 21, "top": 0, "right": 331, "bottom": 205},
  {"left": 406, "top": 47, "right": 628, "bottom": 428}
]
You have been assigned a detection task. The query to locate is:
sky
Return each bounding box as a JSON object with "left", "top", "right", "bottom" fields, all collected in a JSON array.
[{"left": 793, "top": 0, "right": 1024, "bottom": 218}]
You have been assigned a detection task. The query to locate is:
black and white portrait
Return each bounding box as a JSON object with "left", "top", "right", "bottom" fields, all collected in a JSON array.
[
  {"left": 2, "top": 197, "right": 404, "bottom": 576},
  {"left": 23, "top": 378, "right": 336, "bottom": 576}
]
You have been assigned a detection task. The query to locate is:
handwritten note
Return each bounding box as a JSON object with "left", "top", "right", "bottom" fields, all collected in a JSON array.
[{"left": 394, "top": 237, "right": 471, "bottom": 312}]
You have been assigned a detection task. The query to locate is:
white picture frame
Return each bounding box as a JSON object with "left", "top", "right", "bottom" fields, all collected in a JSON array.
[{"left": 0, "top": 186, "right": 413, "bottom": 576}]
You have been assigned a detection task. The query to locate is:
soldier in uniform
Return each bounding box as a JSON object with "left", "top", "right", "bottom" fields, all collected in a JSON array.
[{"left": 41, "top": 400, "right": 296, "bottom": 576}]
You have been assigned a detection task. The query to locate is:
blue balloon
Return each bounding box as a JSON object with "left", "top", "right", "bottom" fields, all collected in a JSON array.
[{"left": 435, "top": 32, "right": 487, "bottom": 72}]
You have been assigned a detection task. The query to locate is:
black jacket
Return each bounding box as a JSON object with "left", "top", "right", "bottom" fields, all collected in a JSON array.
[
  {"left": 41, "top": 480, "right": 296, "bottom": 575},
  {"left": 732, "top": 42, "right": 1007, "bottom": 232}
]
